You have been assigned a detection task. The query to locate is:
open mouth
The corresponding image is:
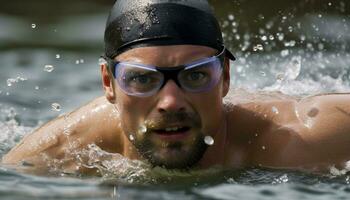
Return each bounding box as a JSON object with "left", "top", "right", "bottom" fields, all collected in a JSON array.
[{"left": 152, "top": 126, "right": 191, "bottom": 140}]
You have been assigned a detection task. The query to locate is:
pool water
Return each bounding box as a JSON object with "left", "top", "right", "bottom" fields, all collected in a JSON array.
[{"left": 1, "top": 0, "right": 350, "bottom": 199}]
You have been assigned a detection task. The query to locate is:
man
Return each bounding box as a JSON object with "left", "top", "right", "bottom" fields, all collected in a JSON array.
[{"left": 2, "top": 0, "right": 350, "bottom": 174}]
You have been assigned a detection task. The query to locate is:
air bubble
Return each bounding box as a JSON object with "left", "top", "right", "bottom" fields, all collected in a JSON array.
[
  {"left": 51, "top": 103, "right": 62, "bottom": 112},
  {"left": 44, "top": 65, "right": 54, "bottom": 72},
  {"left": 260, "top": 71, "right": 266, "bottom": 76},
  {"left": 204, "top": 136, "right": 214, "bottom": 145},
  {"left": 31, "top": 24, "right": 36, "bottom": 29},
  {"left": 35, "top": 86, "right": 40, "bottom": 90},
  {"left": 56, "top": 54, "right": 61, "bottom": 59},
  {"left": 262, "top": 146, "right": 266, "bottom": 150}
]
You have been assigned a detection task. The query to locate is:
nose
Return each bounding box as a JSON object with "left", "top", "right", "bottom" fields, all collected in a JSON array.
[{"left": 156, "top": 80, "right": 187, "bottom": 113}]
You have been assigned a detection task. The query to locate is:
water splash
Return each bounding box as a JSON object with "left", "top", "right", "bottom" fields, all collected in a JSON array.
[
  {"left": 76, "top": 144, "right": 150, "bottom": 183},
  {"left": 0, "top": 107, "right": 32, "bottom": 156},
  {"left": 6, "top": 76, "right": 27, "bottom": 87},
  {"left": 272, "top": 174, "right": 289, "bottom": 184}
]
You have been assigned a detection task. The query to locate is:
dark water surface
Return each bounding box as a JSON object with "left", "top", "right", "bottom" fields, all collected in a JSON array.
[{"left": 1, "top": 0, "right": 350, "bottom": 199}]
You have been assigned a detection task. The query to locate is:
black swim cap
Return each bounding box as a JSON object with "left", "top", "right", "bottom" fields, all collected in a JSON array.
[{"left": 104, "top": 0, "right": 235, "bottom": 60}]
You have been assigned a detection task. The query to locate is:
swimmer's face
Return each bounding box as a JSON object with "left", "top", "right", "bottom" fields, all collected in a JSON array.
[{"left": 101, "top": 45, "right": 230, "bottom": 169}]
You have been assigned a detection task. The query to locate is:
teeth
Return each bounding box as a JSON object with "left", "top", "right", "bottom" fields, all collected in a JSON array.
[{"left": 165, "top": 127, "right": 180, "bottom": 132}]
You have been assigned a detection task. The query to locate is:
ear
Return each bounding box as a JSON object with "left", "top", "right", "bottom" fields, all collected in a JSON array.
[
  {"left": 222, "top": 57, "right": 231, "bottom": 97},
  {"left": 101, "top": 62, "right": 116, "bottom": 104}
]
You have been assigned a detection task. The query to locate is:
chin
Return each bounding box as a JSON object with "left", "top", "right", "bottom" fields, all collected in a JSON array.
[{"left": 137, "top": 138, "right": 208, "bottom": 169}]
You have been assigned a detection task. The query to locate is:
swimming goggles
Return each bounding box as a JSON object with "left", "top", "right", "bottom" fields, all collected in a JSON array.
[{"left": 103, "top": 47, "right": 226, "bottom": 97}]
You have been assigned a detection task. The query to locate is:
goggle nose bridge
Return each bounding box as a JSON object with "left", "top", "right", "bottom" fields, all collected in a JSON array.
[{"left": 156, "top": 66, "right": 185, "bottom": 90}]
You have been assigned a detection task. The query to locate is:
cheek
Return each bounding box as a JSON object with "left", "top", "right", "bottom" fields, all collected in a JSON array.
[
  {"left": 191, "top": 86, "right": 224, "bottom": 134},
  {"left": 116, "top": 92, "right": 151, "bottom": 132}
]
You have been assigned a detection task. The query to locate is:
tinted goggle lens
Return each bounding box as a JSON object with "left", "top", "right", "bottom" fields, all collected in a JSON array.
[{"left": 113, "top": 58, "right": 223, "bottom": 97}]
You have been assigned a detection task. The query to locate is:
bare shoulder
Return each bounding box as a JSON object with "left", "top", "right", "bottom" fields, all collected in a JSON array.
[
  {"left": 295, "top": 92, "right": 350, "bottom": 141},
  {"left": 224, "top": 89, "right": 299, "bottom": 121},
  {"left": 224, "top": 91, "right": 350, "bottom": 170},
  {"left": 2, "top": 96, "right": 123, "bottom": 172}
]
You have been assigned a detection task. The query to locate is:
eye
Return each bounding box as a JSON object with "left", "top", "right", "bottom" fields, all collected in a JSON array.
[
  {"left": 188, "top": 72, "right": 205, "bottom": 81},
  {"left": 132, "top": 75, "right": 151, "bottom": 84}
]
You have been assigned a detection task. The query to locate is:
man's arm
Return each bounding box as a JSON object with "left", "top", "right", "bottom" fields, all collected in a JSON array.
[{"left": 1, "top": 96, "right": 123, "bottom": 174}]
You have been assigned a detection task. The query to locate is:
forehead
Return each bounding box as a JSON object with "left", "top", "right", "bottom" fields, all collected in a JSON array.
[{"left": 115, "top": 45, "right": 217, "bottom": 67}]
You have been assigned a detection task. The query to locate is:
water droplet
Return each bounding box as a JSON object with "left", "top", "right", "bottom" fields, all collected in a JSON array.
[
  {"left": 35, "top": 86, "right": 40, "bottom": 90},
  {"left": 272, "top": 106, "right": 279, "bottom": 114},
  {"left": 44, "top": 65, "right": 54, "bottom": 72},
  {"left": 269, "top": 35, "right": 275, "bottom": 40},
  {"left": 253, "top": 44, "right": 264, "bottom": 51},
  {"left": 228, "top": 14, "right": 234, "bottom": 21},
  {"left": 51, "top": 103, "right": 61, "bottom": 112},
  {"left": 277, "top": 33, "right": 284, "bottom": 41},
  {"left": 276, "top": 73, "right": 284, "bottom": 81},
  {"left": 260, "top": 71, "right": 266, "bottom": 76},
  {"left": 129, "top": 134, "right": 134, "bottom": 141},
  {"left": 139, "top": 125, "right": 147, "bottom": 134},
  {"left": 80, "top": 59, "right": 84, "bottom": 64},
  {"left": 31, "top": 23, "right": 36, "bottom": 29},
  {"left": 98, "top": 58, "right": 107, "bottom": 65},
  {"left": 75, "top": 60, "right": 80, "bottom": 64},
  {"left": 281, "top": 49, "right": 289, "bottom": 57},
  {"left": 204, "top": 136, "right": 214, "bottom": 145},
  {"left": 56, "top": 54, "right": 61, "bottom": 59},
  {"left": 262, "top": 146, "right": 266, "bottom": 150},
  {"left": 255, "top": 133, "right": 259, "bottom": 137},
  {"left": 261, "top": 35, "right": 267, "bottom": 41}
]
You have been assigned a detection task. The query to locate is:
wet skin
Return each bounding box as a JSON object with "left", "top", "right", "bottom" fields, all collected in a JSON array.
[{"left": 2, "top": 45, "right": 350, "bottom": 174}]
